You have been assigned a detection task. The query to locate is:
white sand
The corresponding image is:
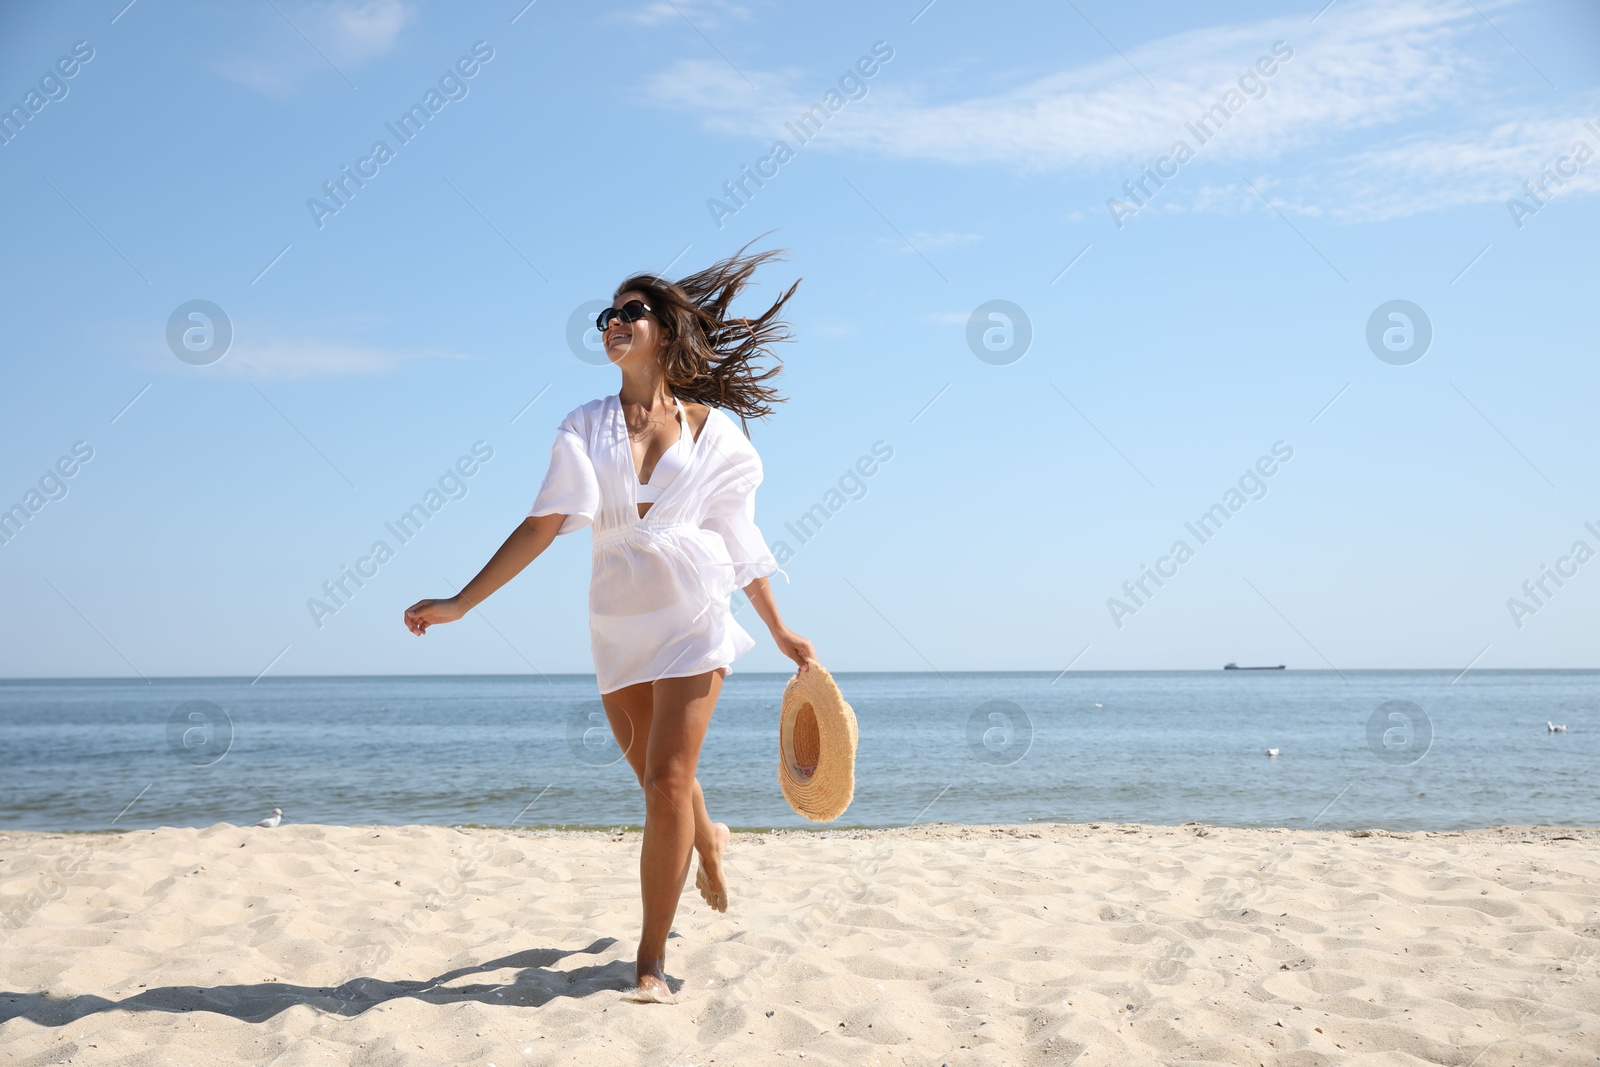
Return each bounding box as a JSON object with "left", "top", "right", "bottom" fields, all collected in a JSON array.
[{"left": 2, "top": 822, "right": 1597, "bottom": 1066}]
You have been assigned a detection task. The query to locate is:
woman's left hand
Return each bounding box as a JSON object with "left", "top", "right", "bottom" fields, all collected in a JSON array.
[{"left": 772, "top": 627, "right": 816, "bottom": 673}]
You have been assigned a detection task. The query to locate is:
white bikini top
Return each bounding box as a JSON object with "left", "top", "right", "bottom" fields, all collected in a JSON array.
[{"left": 635, "top": 397, "right": 694, "bottom": 504}]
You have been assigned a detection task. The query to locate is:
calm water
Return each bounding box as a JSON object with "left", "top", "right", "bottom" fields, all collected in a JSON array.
[{"left": 0, "top": 671, "right": 1593, "bottom": 833}]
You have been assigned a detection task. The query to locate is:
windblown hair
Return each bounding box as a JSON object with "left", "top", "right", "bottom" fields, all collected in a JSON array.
[{"left": 614, "top": 233, "right": 800, "bottom": 434}]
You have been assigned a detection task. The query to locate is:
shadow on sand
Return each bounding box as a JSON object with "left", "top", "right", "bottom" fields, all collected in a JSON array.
[{"left": 0, "top": 940, "right": 674, "bottom": 1025}]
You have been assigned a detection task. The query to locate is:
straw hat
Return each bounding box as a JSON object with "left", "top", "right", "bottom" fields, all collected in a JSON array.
[{"left": 777, "top": 657, "right": 858, "bottom": 822}]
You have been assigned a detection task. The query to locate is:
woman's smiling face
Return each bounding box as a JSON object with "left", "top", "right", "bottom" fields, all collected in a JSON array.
[{"left": 603, "top": 289, "right": 665, "bottom": 366}]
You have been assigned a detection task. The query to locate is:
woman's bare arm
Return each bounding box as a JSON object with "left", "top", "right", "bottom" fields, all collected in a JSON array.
[
  {"left": 742, "top": 575, "right": 816, "bottom": 671},
  {"left": 403, "top": 513, "right": 565, "bottom": 635}
]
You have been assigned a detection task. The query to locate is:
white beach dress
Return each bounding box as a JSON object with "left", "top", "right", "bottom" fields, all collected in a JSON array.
[{"left": 527, "top": 393, "right": 790, "bottom": 696}]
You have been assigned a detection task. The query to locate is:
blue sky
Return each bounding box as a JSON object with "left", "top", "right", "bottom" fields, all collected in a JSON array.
[{"left": 1, "top": 0, "right": 1597, "bottom": 679}]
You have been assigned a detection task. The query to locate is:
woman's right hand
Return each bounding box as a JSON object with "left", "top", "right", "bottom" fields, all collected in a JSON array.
[
  {"left": 404, "top": 596, "right": 465, "bottom": 636},
  {"left": 772, "top": 626, "right": 816, "bottom": 674}
]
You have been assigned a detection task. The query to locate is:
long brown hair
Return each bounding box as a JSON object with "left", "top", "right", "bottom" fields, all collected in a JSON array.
[{"left": 614, "top": 233, "right": 800, "bottom": 434}]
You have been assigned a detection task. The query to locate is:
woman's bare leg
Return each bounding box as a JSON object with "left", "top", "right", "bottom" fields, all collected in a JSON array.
[
  {"left": 602, "top": 682, "right": 653, "bottom": 786},
  {"left": 603, "top": 683, "right": 728, "bottom": 907},
  {"left": 691, "top": 667, "right": 733, "bottom": 910},
  {"left": 631, "top": 668, "right": 724, "bottom": 1001},
  {"left": 692, "top": 779, "right": 730, "bottom": 912}
]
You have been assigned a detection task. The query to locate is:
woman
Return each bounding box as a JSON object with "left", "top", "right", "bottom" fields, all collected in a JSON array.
[{"left": 402, "top": 239, "right": 816, "bottom": 1003}]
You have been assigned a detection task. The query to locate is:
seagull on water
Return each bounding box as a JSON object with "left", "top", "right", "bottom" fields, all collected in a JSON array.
[
  {"left": 1547, "top": 721, "right": 1568, "bottom": 733},
  {"left": 256, "top": 807, "right": 283, "bottom": 828},
  {"left": 1266, "top": 748, "right": 1280, "bottom": 757}
]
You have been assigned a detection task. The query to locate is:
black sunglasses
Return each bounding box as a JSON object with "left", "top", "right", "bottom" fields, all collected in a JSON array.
[{"left": 596, "top": 299, "right": 653, "bottom": 333}]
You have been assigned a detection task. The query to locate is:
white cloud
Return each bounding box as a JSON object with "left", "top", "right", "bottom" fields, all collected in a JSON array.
[
  {"left": 610, "top": 0, "right": 753, "bottom": 28},
  {"left": 211, "top": 0, "right": 415, "bottom": 97},
  {"left": 647, "top": 0, "right": 1599, "bottom": 222},
  {"left": 213, "top": 336, "right": 465, "bottom": 380},
  {"left": 138, "top": 328, "right": 468, "bottom": 380},
  {"left": 326, "top": 0, "right": 413, "bottom": 62},
  {"left": 648, "top": 0, "right": 1489, "bottom": 166},
  {"left": 1152, "top": 111, "right": 1600, "bottom": 222},
  {"left": 1278, "top": 112, "right": 1600, "bottom": 221}
]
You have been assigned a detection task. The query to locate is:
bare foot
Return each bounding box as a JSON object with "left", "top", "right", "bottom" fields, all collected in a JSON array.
[
  {"left": 695, "top": 822, "right": 731, "bottom": 913},
  {"left": 623, "top": 959, "right": 675, "bottom": 1004}
]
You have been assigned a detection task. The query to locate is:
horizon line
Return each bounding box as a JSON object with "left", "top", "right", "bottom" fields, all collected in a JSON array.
[{"left": 3, "top": 666, "right": 1599, "bottom": 684}]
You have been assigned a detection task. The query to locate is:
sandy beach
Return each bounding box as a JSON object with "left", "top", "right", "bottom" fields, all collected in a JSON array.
[{"left": 2, "top": 821, "right": 1596, "bottom": 1066}]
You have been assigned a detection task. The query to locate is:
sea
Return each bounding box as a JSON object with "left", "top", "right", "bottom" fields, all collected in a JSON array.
[{"left": 0, "top": 670, "right": 1593, "bottom": 833}]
